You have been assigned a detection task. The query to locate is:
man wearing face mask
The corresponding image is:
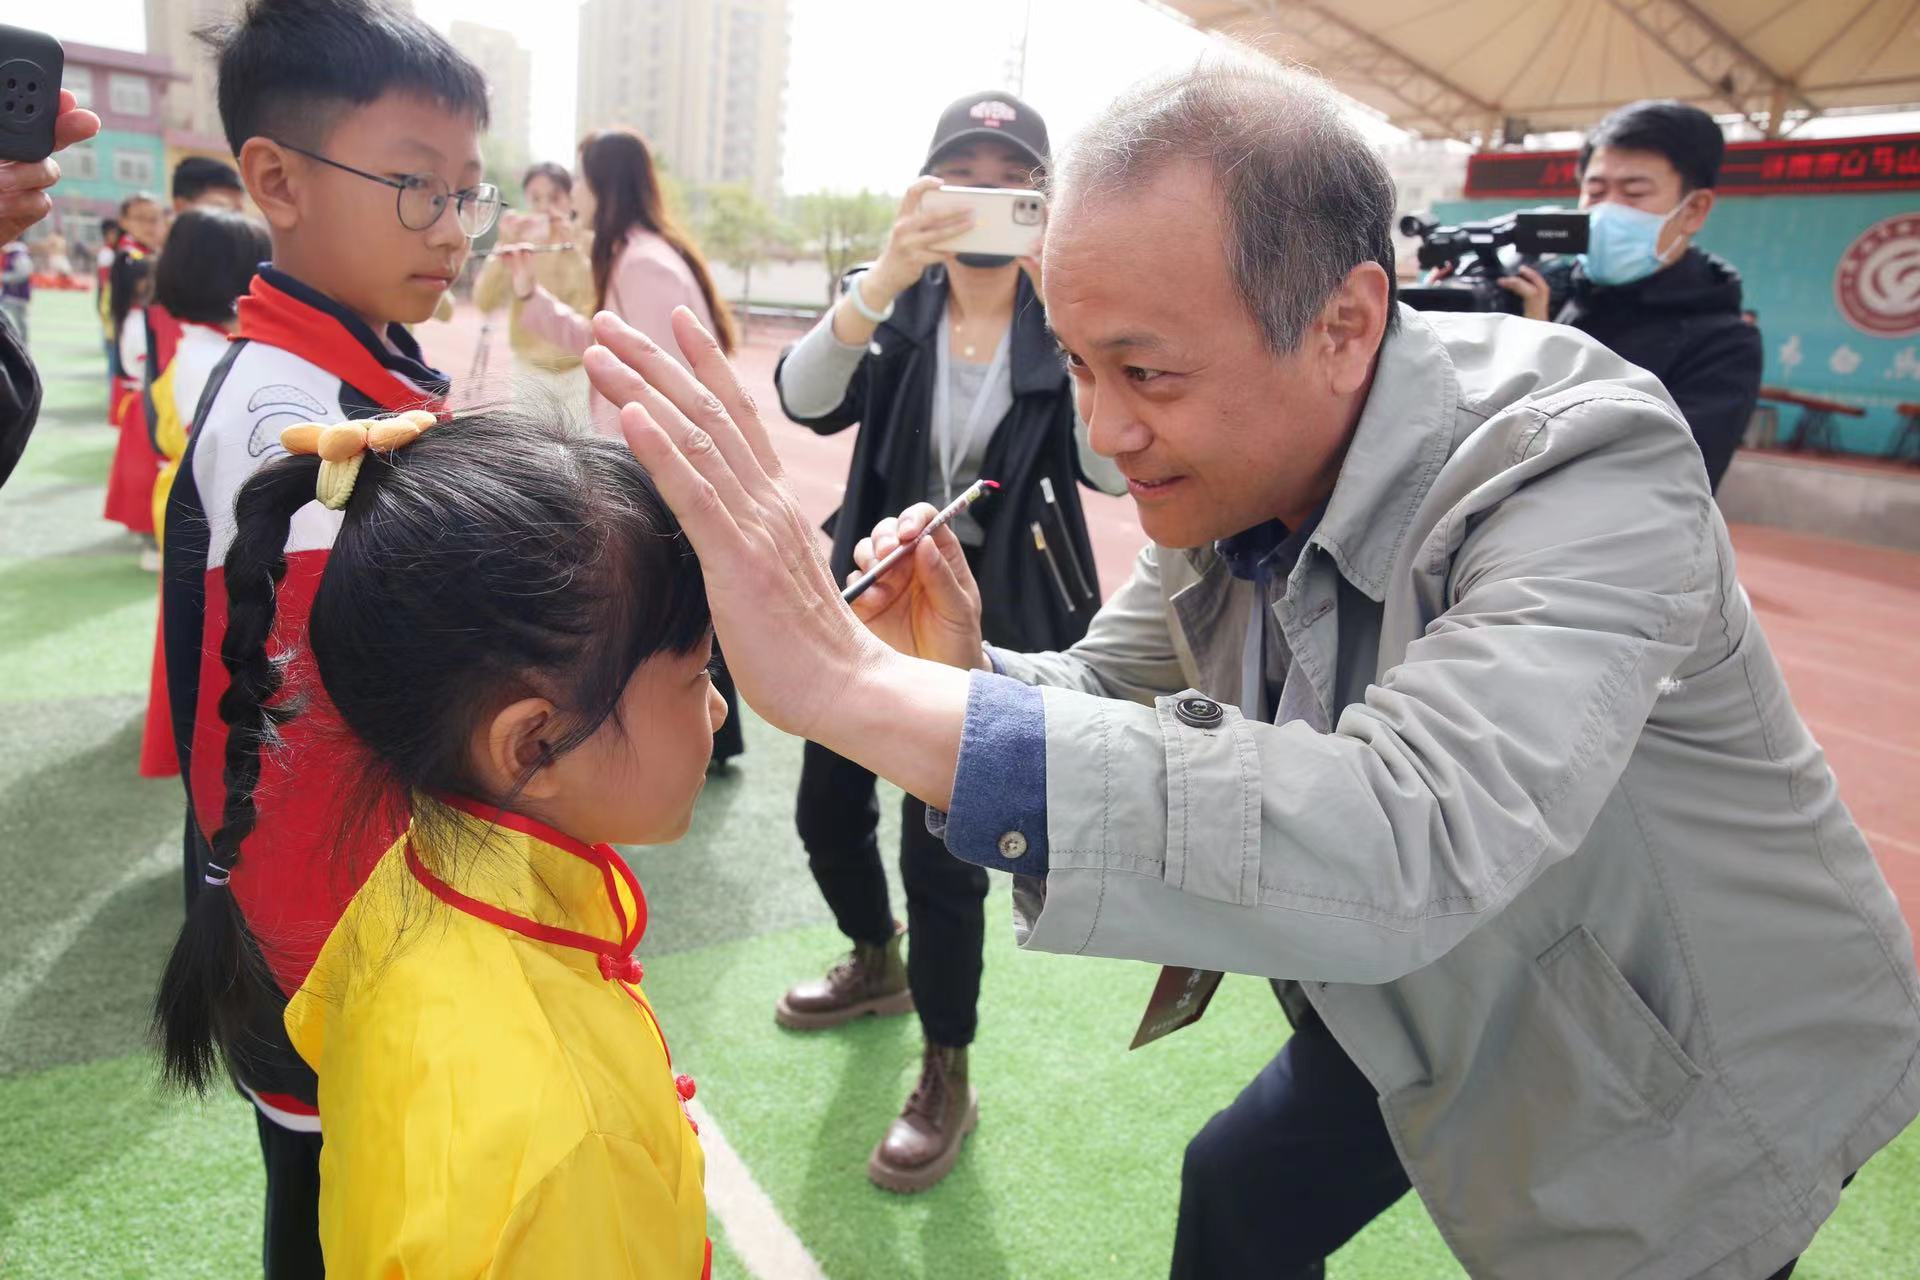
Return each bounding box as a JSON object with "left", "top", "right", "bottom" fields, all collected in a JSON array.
[{"left": 1501, "top": 100, "right": 1762, "bottom": 491}]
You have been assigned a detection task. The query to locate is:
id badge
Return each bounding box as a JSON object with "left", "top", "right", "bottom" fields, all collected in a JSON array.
[{"left": 1129, "top": 966, "right": 1225, "bottom": 1050}]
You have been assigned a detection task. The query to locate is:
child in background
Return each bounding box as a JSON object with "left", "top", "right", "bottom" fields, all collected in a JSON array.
[
  {"left": 103, "top": 200, "right": 162, "bottom": 552},
  {"left": 156, "top": 412, "right": 718, "bottom": 1277},
  {"left": 169, "top": 155, "right": 247, "bottom": 217},
  {"left": 0, "top": 237, "right": 31, "bottom": 345},
  {"left": 137, "top": 208, "right": 270, "bottom": 782},
  {"left": 134, "top": 157, "right": 253, "bottom": 528},
  {"left": 157, "top": 1, "right": 494, "bottom": 1272}
]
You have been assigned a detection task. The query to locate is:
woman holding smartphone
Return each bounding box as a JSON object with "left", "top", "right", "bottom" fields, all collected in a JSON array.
[
  {"left": 773, "top": 90, "right": 1117, "bottom": 1193},
  {"left": 505, "top": 128, "right": 739, "bottom": 434},
  {"left": 473, "top": 161, "right": 595, "bottom": 409}
]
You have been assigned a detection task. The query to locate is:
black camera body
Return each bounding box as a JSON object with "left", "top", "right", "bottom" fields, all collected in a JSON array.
[
  {"left": 0, "top": 26, "right": 63, "bottom": 164},
  {"left": 1399, "top": 209, "right": 1589, "bottom": 314}
]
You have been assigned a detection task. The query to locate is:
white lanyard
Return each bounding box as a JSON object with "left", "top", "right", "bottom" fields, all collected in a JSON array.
[{"left": 931, "top": 300, "right": 1013, "bottom": 504}]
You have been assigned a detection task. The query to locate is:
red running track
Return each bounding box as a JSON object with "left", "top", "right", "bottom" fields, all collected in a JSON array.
[{"left": 423, "top": 310, "right": 1920, "bottom": 949}]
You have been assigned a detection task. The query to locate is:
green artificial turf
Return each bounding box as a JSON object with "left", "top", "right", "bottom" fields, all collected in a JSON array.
[{"left": 4, "top": 289, "right": 1917, "bottom": 1279}]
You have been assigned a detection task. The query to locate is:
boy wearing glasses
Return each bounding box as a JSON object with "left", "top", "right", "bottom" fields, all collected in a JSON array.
[{"left": 158, "top": 3, "right": 493, "bottom": 1275}]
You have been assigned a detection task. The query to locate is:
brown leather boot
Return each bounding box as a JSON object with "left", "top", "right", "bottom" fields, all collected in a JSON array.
[
  {"left": 774, "top": 923, "right": 912, "bottom": 1030},
  {"left": 867, "top": 1042, "right": 978, "bottom": 1193}
]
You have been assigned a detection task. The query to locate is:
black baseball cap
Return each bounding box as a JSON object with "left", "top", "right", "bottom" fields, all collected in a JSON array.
[{"left": 923, "top": 91, "right": 1050, "bottom": 176}]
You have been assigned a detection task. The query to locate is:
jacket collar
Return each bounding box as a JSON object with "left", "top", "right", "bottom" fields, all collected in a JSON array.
[
  {"left": 1182, "top": 305, "right": 1456, "bottom": 605},
  {"left": 405, "top": 793, "right": 647, "bottom": 979},
  {"left": 882, "top": 266, "right": 1064, "bottom": 397},
  {"left": 239, "top": 267, "right": 451, "bottom": 405},
  {"left": 1565, "top": 247, "right": 1746, "bottom": 317}
]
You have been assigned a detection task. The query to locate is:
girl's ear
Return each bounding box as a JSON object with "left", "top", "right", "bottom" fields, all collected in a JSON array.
[{"left": 472, "top": 696, "right": 564, "bottom": 801}]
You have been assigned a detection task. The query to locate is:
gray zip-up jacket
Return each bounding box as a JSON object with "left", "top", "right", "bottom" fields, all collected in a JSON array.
[{"left": 977, "top": 306, "right": 1920, "bottom": 1278}]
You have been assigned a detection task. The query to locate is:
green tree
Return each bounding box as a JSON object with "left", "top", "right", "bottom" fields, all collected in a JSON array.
[
  {"left": 697, "top": 184, "right": 793, "bottom": 338},
  {"left": 793, "top": 190, "right": 896, "bottom": 306}
]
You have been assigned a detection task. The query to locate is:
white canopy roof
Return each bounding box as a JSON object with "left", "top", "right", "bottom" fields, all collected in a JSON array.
[{"left": 1155, "top": 0, "right": 1920, "bottom": 140}]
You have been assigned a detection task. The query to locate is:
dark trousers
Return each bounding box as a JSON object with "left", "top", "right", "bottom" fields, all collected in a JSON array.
[
  {"left": 255, "top": 1111, "right": 324, "bottom": 1280},
  {"left": 795, "top": 738, "right": 988, "bottom": 1047},
  {"left": 1171, "top": 1011, "right": 1815, "bottom": 1280},
  {"left": 710, "top": 644, "right": 743, "bottom": 762}
]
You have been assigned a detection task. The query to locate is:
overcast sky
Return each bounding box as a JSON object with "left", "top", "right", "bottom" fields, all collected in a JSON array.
[
  {"left": 41, "top": 0, "right": 1917, "bottom": 195},
  {"left": 45, "top": 0, "right": 1406, "bottom": 192}
]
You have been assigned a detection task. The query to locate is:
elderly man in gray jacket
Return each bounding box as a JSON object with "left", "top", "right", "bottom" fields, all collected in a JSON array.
[{"left": 580, "top": 60, "right": 1920, "bottom": 1280}]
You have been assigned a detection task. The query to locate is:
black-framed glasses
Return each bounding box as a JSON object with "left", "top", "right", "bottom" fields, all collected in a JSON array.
[{"left": 275, "top": 141, "right": 502, "bottom": 239}]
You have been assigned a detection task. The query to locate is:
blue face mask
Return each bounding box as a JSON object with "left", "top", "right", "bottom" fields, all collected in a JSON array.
[{"left": 1580, "top": 198, "right": 1691, "bottom": 287}]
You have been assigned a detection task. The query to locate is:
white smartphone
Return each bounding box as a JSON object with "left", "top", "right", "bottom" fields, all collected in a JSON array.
[{"left": 922, "top": 186, "right": 1046, "bottom": 258}]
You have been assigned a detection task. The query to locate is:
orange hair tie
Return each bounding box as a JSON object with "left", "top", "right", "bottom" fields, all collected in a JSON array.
[{"left": 279, "top": 410, "right": 439, "bottom": 510}]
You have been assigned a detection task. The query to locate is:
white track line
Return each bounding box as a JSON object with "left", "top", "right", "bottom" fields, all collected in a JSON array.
[
  {"left": 0, "top": 837, "right": 174, "bottom": 1040},
  {"left": 688, "top": 1097, "right": 827, "bottom": 1280}
]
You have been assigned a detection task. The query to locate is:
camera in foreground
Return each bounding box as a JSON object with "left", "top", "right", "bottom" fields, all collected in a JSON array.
[{"left": 1400, "top": 210, "right": 1589, "bottom": 314}]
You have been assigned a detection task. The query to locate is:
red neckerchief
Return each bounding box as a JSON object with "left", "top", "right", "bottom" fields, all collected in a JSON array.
[{"left": 234, "top": 273, "right": 446, "bottom": 416}]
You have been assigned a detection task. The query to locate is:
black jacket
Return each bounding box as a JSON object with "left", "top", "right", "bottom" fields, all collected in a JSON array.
[
  {"left": 0, "top": 311, "right": 38, "bottom": 489},
  {"left": 775, "top": 268, "right": 1101, "bottom": 653},
  {"left": 1546, "top": 248, "right": 1763, "bottom": 491}
]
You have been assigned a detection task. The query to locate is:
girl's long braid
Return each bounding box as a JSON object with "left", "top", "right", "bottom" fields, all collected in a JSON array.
[{"left": 153, "top": 454, "right": 321, "bottom": 1092}]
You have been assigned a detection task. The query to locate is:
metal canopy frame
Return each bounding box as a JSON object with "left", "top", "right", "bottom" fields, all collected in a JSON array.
[
  {"left": 1603, "top": 0, "right": 1818, "bottom": 137},
  {"left": 1169, "top": 0, "right": 1902, "bottom": 143}
]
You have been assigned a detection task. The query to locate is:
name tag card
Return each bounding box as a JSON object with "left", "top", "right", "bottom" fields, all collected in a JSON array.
[{"left": 1129, "top": 965, "right": 1225, "bottom": 1050}]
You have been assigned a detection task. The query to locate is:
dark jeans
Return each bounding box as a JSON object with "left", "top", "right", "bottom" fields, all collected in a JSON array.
[
  {"left": 794, "top": 738, "right": 988, "bottom": 1047},
  {"left": 1171, "top": 1011, "right": 1815, "bottom": 1280},
  {"left": 254, "top": 1111, "right": 324, "bottom": 1280}
]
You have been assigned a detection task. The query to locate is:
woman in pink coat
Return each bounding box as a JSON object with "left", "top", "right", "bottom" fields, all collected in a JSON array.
[{"left": 506, "top": 127, "right": 739, "bottom": 436}]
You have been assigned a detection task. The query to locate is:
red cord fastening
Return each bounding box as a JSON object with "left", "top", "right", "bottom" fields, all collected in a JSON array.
[
  {"left": 687, "top": 1116, "right": 700, "bottom": 1135},
  {"left": 676, "top": 1074, "right": 697, "bottom": 1101},
  {"left": 597, "top": 953, "right": 645, "bottom": 984}
]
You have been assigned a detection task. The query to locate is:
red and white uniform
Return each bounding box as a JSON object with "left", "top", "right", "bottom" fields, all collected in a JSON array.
[{"left": 161, "top": 266, "right": 448, "bottom": 1131}]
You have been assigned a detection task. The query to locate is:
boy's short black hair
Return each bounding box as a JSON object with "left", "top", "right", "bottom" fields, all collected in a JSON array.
[
  {"left": 199, "top": 0, "right": 490, "bottom": 157},
  {"left": 155, "top": 209, "right": 271, "bottom": 325},
  {"left": 172, "top": 156, "right": 244, "bottom": 204},
  {"left": 1579, "top": 100, "right": 1726, "bottom": 192},
  {"left": 521, "top": 161, "right": 572, "bottom": 196},
  {"left": 100, "top": 217, "right": 120, "bottom": 237}
]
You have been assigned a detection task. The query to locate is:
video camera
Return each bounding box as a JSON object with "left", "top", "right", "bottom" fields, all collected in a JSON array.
[{"left": 1398, "top": 209, "right": 1588, "bottom": 314}]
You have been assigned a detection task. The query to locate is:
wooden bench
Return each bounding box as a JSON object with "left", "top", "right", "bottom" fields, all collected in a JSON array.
[
  {"left": 1894, "top": 403, "right": 1920, "bottom": 464},
  {"left": 1759, "top": 386, "right": 1867, "bottom": 454}
]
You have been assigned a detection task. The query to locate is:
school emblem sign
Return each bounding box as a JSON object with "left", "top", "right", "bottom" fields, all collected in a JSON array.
[{"left": 1835, "top": 214, "right": 1920, "bottom": 338}]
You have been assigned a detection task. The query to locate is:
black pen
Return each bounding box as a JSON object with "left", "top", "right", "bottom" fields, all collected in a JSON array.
[{"left": 1039, "top": 476, "right": 1095, "bottom": 600}]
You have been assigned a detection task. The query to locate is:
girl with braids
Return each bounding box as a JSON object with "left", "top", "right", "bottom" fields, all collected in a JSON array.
[{"left": 154, "top": 410, "right": 723, "bottom": 1278}]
